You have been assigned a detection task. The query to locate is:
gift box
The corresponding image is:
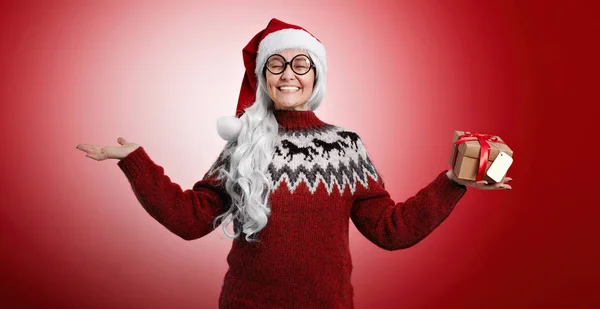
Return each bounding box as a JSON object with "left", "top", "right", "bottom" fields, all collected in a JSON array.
[{"left": 449, "top": 130, "right": 514, "bottom": 183}]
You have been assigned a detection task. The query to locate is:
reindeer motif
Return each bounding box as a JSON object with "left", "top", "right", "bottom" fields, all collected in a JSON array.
[
  {"left": 279, "top": 140, "right": 319, "bottom": 162},
  {"left": 312, "top": 138, "right": 348, "bottom": 159},
  {"left": 336, "top": 131, "right": 361, "bottom": 149}
]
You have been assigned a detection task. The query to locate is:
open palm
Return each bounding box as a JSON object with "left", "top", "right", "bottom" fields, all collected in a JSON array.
[{"left": 76, "top": 137, "right": 140, "bottom": 161}]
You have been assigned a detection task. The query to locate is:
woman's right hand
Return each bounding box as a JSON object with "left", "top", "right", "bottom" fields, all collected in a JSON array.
[{"left": 76, "top": 137, "right": 140, "bottom": 161}]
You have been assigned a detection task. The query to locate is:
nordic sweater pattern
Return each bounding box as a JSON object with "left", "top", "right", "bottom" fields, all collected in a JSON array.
[
  {"left": 206, "top": 125, "right": 383, "bottom": 196},
  {"left": 117, "top": 110, "right": 467, "bottom": 309}
]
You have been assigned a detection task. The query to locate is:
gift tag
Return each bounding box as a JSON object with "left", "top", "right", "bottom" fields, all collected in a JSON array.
[{"left": 486, "top": 151, "right": 513, "bottom": 183}]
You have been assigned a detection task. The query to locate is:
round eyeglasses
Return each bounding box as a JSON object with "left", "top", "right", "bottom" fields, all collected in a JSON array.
[{"left": 264, "top": 54, "right": 314, "bottom": 75}]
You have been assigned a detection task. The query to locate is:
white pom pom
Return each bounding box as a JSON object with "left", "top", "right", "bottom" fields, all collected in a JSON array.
[{"left": 217, "top": 115, "right": 243, "bottom": 141}]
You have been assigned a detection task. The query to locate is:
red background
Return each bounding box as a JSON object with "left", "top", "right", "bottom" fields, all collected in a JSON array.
[{"left": 1, "top": 1, "right": 597, "bottom": 308}]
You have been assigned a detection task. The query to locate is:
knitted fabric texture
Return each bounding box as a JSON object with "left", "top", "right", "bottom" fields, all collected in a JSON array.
[{"left": 117, "top": 110, "right": 467, "bottom": 309}]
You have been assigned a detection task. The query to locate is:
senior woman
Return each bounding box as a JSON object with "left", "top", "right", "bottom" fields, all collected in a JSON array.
[{"left": 76, "top": 18, "right": 512, "bottom": 309}]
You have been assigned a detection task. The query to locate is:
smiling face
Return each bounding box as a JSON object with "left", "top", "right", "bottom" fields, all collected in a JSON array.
[{"left": 265, "top": 49, "right": 315, "bottom": 111}]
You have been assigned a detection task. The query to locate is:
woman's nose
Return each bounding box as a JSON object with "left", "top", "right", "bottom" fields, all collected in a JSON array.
[{"left": 281, "top": 65, "right": 296, "bottom": 80}]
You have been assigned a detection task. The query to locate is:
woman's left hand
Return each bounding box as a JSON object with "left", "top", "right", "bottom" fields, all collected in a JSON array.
[{"left": 446, "top": 169, "right": 512, "bottom": 190}]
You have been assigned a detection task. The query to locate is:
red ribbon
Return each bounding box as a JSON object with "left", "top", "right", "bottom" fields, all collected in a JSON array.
[{"left": 451, "top": 132, "right": 505, "bottom": 181}]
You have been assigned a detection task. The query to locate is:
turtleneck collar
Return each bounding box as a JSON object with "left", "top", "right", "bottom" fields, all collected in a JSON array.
[{"left": 273, "top": 109, "right": 327, "bottom": 130}]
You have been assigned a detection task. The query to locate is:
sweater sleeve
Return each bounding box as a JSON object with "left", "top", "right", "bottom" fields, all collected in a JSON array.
[
  {"left": 350, "top": 140, "right": 467, "bottom": 251},
  {"left": 117, "top": 143, "right": 234, "bottom": 241}
]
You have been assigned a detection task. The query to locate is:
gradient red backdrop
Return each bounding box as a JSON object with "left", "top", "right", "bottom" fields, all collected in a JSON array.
[{"left": 1, "top": 1, "right": 597, "bottom": 308}]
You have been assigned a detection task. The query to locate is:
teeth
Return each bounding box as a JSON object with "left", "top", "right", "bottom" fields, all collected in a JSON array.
[{"left": 279, "top": 86, "right": 299, "bottom": 91}]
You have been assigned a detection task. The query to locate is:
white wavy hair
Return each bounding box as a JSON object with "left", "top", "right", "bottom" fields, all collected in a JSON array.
[{"left": 212, "top": 49, "right": 326, "bottom": 242}]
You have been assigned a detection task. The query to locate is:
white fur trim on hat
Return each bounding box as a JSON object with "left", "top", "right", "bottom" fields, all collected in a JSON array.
[{"left": 254, "top": 28, "right": 327, "bottom": 78}]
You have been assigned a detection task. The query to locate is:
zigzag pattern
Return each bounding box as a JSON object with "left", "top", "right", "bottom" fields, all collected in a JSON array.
[
  {"left": 268, "top": 150, "right": 379, "bottom": 195},
  {"left": 205, "top": 126, "right": 381, "bottom": 196}
]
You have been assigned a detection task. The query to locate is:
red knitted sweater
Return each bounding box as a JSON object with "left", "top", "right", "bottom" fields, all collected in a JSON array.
[{"left": 117, "top": 110, "right": 467, "bottom": 309}]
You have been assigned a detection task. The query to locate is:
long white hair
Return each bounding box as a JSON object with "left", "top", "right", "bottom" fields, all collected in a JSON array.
[{"left": 212, "top": 49, "right": 326, "bottom": 242}]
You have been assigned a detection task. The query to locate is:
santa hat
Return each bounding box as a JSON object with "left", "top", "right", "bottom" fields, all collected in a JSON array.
[{"left": 217, "top": 18, "right": 327, "bottom": 141}]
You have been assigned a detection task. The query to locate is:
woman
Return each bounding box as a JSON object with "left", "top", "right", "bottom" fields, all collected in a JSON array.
[{"left": 76, "top": 18, "right": 512, "bottom": 309}]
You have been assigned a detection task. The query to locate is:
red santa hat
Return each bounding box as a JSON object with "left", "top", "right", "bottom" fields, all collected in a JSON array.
[{"left": 217, "top": 18, "right": 327, "bottom": 141}]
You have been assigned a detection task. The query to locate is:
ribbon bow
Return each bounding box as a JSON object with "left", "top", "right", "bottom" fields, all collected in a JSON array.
[{"left": 452, "top": 131, "right": 505, "bottom": 181}]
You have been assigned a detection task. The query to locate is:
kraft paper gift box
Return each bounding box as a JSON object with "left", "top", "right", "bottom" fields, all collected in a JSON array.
[{"left": 449, "top": 130, "right": 514, "bottom": 183}]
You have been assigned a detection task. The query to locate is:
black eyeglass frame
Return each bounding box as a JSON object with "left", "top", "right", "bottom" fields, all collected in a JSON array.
[{"left": 263, "top": 53, "right": 316, "bottom": 76}]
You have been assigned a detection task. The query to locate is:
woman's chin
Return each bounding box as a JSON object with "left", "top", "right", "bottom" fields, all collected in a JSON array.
[{"left": 275, "top": 103, "right": 298, "bottom": 110}]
